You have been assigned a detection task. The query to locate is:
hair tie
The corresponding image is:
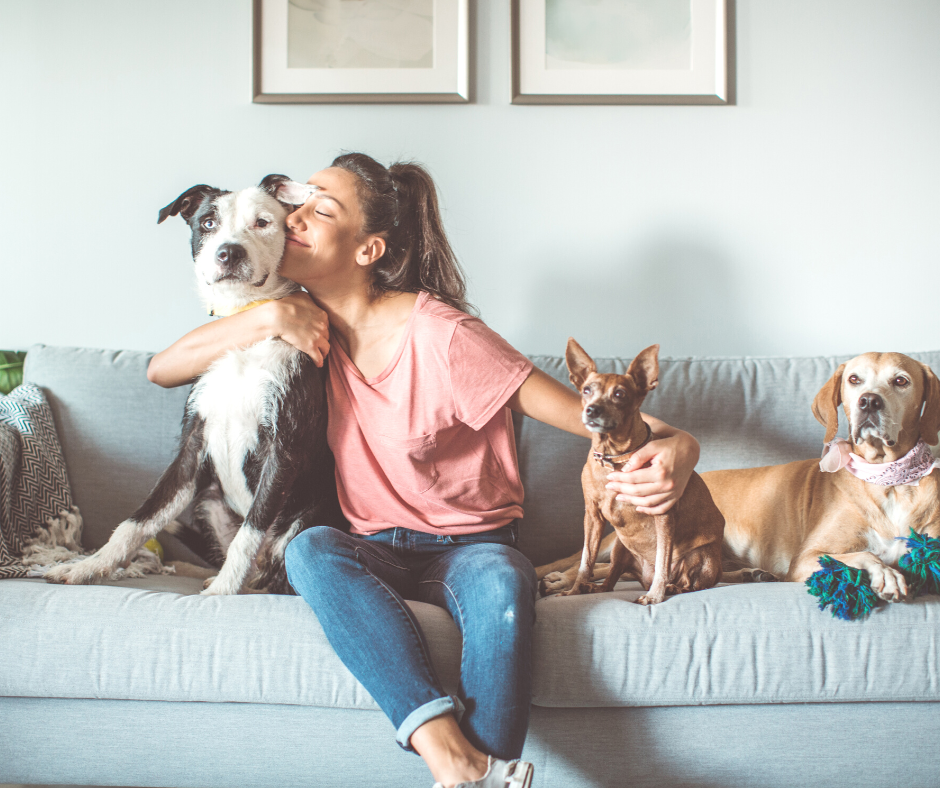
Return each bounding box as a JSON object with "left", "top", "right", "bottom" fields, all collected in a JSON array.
[{"left": 390, "top": 180, "right": 400, "bottom": 227}]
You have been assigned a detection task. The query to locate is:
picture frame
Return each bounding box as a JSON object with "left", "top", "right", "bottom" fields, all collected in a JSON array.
[
  {"left": 253, "top": 0, "right": 469, "bottom": 104},
  {"left": 511, "top": 0, "right": 733, "bottom": 105}
]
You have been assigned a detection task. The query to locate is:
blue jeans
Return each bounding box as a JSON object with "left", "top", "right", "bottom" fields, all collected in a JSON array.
[{"left": 284, "top": 523, "right": 537, "bottom": 759}]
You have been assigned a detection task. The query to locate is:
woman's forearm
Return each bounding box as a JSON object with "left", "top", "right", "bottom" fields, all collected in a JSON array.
[{"left": 147, "top": 307, "right": 274, "bottom": 388}]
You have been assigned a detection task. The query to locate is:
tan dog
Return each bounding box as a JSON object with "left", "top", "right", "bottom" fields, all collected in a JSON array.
[
  {"left": 558, "top": 339, "right": 725, "bottom": 605},
  {"left": 540, "top": 352, "right": 940, "bottom": 605}
]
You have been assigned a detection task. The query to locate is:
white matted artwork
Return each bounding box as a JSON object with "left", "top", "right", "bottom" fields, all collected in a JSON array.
[
  {"left": 253, "top": 0, "right": 469, "bottom": 103},
  {"left": 512, "top": 0, "right": 732, "bottom": 104}
]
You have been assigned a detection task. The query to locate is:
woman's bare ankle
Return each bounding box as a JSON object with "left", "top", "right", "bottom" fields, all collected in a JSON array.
[{"left": 411, "top": 714, "right": 490, "bottom": 786}]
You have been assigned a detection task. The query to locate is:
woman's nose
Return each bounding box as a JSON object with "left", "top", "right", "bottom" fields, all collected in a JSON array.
[{"left": 286, "top": 207, "right": 305, "bottom": 231}]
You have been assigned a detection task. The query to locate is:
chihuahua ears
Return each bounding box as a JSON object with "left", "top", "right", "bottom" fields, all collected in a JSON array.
[
  {"left": 566, "top": 338, "right": 597, "bottom": 390},
  {"left": 626, "top": 344, "right": 661, "bottom": 393},
  {"left": 812, "top": 363, "right": 845, "bottom": 444},
  {"left": 920, "top": 362, "right": 940, "bottom": 446},
  {"left": 566, "top": 339, "right": 661, "bottom": 394}
]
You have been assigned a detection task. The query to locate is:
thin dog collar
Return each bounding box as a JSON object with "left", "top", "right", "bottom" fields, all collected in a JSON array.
[
  {"left": 593, "top": 423, "right": 653, "bottom": 469},
  {"left": 209, "top": 299, "right": 273, "bottom": 318}
]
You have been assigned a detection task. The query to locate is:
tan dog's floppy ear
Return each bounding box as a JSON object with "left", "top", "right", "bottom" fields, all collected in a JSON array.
[
  {"left": 919, "top": 362, "right": 940, "bottom": 446},
  {"left": 627, "top": 344, "right": 660, "bottom": 393},
  {"left": 566, "top": 338, "right": 596, "bottom": 390},
  {"left": 812, "top": 363, "right": 845, "bottom": 443}
]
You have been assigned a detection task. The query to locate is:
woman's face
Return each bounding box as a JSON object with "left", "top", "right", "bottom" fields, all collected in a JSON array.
[{"left": 279, "top": 166, "right": 371, "bottom": 288}]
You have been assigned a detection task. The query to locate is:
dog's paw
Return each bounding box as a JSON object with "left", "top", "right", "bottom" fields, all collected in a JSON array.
[
  {"left": 201, "top": 575, "right": 219, "bottom": 592},
  {"left": 868, "top": 563, "right": 908, "bottom": 602},
  {"left": 200, "top": 576, "right": 243, "bottom": 596},
  {"left": 44, "top": 558, "right": 104, "bottom": 585},
  {"left": 539, "top": 571, "right": 574, "bottom": 596},
  {"left": 636, "top": 592, "right": 665, "bottom": 606},
  {"left": 741, "top": 568, "right": 780, "bottom": 583}
]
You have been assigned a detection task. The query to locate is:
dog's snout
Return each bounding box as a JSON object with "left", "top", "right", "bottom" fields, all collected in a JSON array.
[
  {"left": 585, "top": 404, "right": 600, "bottom": 419},
  {"left": 216, "top": 243, "right": 247, "bottom": 268},
  {"left": 858, "top": 392, "right": 884, "bottom": 413}
]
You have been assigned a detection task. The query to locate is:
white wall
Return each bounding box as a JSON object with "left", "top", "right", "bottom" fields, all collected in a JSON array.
[{"left": 2, "top": 0, "right": 938, "bottom": 359}]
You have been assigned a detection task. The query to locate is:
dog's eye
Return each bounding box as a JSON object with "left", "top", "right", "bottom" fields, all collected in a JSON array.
[
  {"left": 847, "top": 374, "right": 861, "bottom": 385},
  {"left": 256, "top": 218, "right": 270, "bottom": 228},
  {"left": 201, "top": 218, "right": 216, "bottom": 231},
  {"left": 613, "top": 389, "right": 626, "bottom": 399},
  {"left": 894, "top": 377, "right": 909, "bottom": 387},
  {"left": 582, "top": 386, "right": 591, "bottom": 395}
]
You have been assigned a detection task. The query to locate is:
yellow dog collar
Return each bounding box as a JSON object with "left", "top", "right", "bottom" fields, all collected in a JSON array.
[{"left": 208, "top": 299, "right": 273, "bottom": 318}]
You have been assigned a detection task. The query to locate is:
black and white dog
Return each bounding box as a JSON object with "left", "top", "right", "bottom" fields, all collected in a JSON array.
[{"left": 45, "top": 175, "right": 341, "bottom": 595}]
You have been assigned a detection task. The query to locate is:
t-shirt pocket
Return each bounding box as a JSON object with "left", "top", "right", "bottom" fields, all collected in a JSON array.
[{"left": 374, "top": 432, "right": 440, "bottom": 494}]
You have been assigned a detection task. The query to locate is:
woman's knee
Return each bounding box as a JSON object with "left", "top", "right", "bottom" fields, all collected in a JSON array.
[
  {"left": 458, "top": 546, "right": 537, "bottom": 628},
  {"left": 284, "top": 525, "right": 351, "bottom": 585}
]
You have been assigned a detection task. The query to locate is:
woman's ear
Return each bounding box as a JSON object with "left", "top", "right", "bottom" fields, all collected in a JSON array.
[
  {"left": 356, "top": 236, "right": 387, "bottom": 267},
  {"left": 812, "top": 363, "right": 845, "bottom": 444}
]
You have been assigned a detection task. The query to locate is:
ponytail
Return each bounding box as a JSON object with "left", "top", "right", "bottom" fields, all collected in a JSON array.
[{"left": 330, "top": 153, "right": 476, "bottom": 315}]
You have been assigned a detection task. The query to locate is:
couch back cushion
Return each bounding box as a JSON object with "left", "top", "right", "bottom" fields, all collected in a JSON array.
[
  {"left": 24, "top": 346, "right": 191, "bottom": 550},
  {"left": 25, "top": 345, "right": 940, "bottom": 567}
]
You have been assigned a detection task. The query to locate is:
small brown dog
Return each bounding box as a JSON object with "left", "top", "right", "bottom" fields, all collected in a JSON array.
[{"left": 560, "top": 339, "right": 725, "bottom": 604}]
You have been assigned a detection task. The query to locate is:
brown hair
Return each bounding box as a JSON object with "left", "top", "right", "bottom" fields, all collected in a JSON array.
[{"left": 330, "top": 152, "right": 476, "bottom": 315}]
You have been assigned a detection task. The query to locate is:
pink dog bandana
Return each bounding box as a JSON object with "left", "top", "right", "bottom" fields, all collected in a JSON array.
[{"left": 819, "top": 438, "right": 940, "bottom": 487}]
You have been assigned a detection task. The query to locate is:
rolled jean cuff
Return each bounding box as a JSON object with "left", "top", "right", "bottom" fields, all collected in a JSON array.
[{"left": 396, "top": 694, "right": 466, "bottom": 752}]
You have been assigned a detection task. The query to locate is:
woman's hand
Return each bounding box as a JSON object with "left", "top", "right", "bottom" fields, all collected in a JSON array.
[
  {"left": 268, "top": 291, "right": 330, "bottom": 367},
  {"left": 605, "top": 425, "right": 700, "bottom": 516}
]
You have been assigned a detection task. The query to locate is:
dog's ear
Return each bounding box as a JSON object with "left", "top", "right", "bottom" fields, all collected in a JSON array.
[
  {"left": 812, "top": 363, "right": 845, "bottom": 443},
  {"left": 626, "top": 344, "right": 660, "bottom": 393},
  {"left": 919, "top": 362, "right": 940, "bottom": 446},
  {"left": 566, "top": 338, "right": 596, "bottom": 391},
  {"left": 259, "top": 174, "right": 317, "bottom": 206},
  {"left": 157, "top": 185, "right": 218, "bottom": 224}
]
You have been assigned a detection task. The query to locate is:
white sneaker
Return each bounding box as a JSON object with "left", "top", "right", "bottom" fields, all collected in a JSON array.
[{"left": 433, "top": 756, "right": 534, "bottom": 788}]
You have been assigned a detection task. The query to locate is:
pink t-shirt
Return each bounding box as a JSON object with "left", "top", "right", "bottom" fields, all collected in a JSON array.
[{"left": 326, "top": 292, "right": 534, "bottom": 536}]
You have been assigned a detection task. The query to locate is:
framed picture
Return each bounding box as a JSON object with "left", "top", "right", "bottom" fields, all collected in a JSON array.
[
  {"left": 253, "top": 0, "right": 469, "bottom": 103},
  {"left": 511, "top": 0, "right": 732, "bottom": 105}
]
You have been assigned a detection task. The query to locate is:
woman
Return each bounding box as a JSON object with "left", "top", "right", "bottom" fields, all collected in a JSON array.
[{"left": 148, "top": 153, "right": 700, "bottom": 788}]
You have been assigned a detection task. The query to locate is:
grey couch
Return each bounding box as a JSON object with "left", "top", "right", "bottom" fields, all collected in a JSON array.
[{"left": 2, "top": 344, "right": 939, "bottom": 788}]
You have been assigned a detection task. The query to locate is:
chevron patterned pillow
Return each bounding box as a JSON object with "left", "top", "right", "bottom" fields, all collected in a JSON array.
[{"left": 0, "top": 384, "right": 74, "bottom": 579}]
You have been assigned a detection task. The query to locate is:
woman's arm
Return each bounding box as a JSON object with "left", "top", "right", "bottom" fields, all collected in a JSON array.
[
  {"left": 506, "top": 368, "right": 700, "bottom": 515},
  {"left": 147, "top": 291, "right": 331, "bottom": 388}
]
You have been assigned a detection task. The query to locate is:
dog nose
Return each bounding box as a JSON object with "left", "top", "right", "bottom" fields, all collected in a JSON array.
[
  {"left": 858, "top": 392, "right": 884, "bottom": 412},
  {"left": 216, "top": 244, "right": 246, "bottom": 268},
  {"left": 585, "top": 404, "right": 600, "bottom": 418}
]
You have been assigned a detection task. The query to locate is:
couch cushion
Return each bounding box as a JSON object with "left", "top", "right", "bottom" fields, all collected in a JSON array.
[
  {"left": 22, "top": 345, "right": 192, "bottom": 551},
  {"left": 4, "top": 575, "right": 938, "bottom": 711},
  {"left": 0, "top": 577, "right": 461, "bottom": 710},
  {"left": 531, "top": 581, "right": 940, "bottom": 707}
]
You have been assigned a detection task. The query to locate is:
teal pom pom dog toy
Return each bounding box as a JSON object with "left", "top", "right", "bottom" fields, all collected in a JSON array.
[
  {"left": 897, "top": 528, "right": 940, "bottom": 597},
  {"left": 805, "top": 555, "right": 879, "bottom": 621},
  {"left": 806, "top": 529, "right": 940, "bottom": 620}
]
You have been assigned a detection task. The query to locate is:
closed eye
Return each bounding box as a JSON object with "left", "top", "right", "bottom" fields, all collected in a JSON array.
[{"left": 315, "top": 210, "right": 331, "bottom": 217}]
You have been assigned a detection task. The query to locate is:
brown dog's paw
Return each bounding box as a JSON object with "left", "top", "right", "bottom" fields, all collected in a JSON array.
[
  {"left": 539, "top": 571, "right": 573, "bottom": 596},
  {"left": 741, "top": 568, "right": 779, "bottom": 583}
]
